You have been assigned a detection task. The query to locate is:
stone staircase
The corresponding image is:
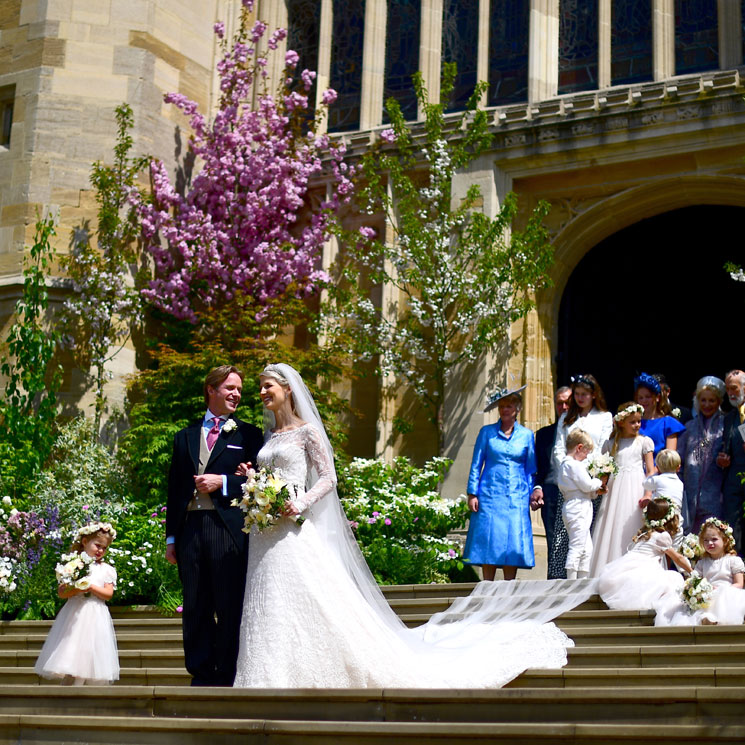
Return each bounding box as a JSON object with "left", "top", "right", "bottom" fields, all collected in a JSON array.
[{"left": 0, "top": 582, "right": 743, "bottom": 743}]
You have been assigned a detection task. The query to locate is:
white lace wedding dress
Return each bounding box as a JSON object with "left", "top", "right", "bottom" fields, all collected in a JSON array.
[{"left": 233, "top": 422, "right": 587, "bottom": 689}]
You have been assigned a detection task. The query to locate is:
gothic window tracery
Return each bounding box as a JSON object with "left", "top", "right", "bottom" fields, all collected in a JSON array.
[
  {"left": 675, "top": 0, "right": 718, "bottom": 75},
  {"left": 384, "top": 0, "right": 421, "bottom": 122},
  {"left": 287, "top": 0, "right": 321, "bottom": 116},
  {"left": 489, "top": 0, "right": 529, "bottom": 105},
  {"left": 559, "top": 0, "right": 598, "bottom": 94},
  {"left": 329, "top": 0, "right": 365, "bottom": 132},
  {"left": 441, "top": 0, "right": 479, "bottom": 112},
  {"left": 611, "top": 0, "right": 652, "bottom": 85}
]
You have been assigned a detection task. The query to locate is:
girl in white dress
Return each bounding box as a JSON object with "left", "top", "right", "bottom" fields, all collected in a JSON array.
[
  {"left": 589, "top": 403, "right": 655, "bottom": 576},
  {"left": 35, "top": 522, "right": 119, "bottom": 685},
  {"left": 656, "top": 517, "right": 745, "bottom": 626},
  {"left": 598, "top": 498, "right": 690, "bottom": 611},
  {"left": 233, "top": 364, "right": 590, "bottom": 689}
]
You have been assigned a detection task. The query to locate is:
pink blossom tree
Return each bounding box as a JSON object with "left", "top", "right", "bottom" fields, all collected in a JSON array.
[{"left": 138, "top": 0, "right": 351, "bottom": 323}]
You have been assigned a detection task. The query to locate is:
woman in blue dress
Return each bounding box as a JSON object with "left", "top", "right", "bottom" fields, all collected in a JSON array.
[
  {"left": 634, "top": 372, "right": 685, "bottom": 456},
  {"left": 464, "top": 385, "right": 536, "bottom": 581}
]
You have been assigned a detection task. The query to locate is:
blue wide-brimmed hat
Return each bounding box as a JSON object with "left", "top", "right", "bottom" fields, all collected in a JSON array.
[{"left": 483, "top": 384, "right": 527, "bottom": 413}]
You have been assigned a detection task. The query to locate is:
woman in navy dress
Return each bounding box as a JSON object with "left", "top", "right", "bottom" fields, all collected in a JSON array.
[
  {"left": 634, "top": 372, "right": 685, "bottom": 456},
  {"left": 464, "top": 386, "right": 536, "bottom": 581}
]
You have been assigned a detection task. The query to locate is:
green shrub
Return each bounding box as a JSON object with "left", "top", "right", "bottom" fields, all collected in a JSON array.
[{"left": 338, "top": 457, "right": 470, "bottom": 584}]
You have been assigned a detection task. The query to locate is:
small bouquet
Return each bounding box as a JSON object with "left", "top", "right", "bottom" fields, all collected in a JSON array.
[
  {"left": 587, "top": 452, "right": 618, "bottom": 480},
  {"left": 680, "top": 571, "right": 713, "bottom": 612},
  {"left": 680, "top": 533, "right": 704, "bottom": 562},
  {"left": 55, "top": 551, "right": 95, "bottom": 591},
  {"left": 232, "top": 466, "right": 305, "bottom": 533}
]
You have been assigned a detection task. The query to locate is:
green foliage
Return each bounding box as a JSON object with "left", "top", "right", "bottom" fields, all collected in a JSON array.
[
  {"left": 108, "top": 503, "right": 180, "bottom": 608},
  {"left": 122, "top": 294, "right": 351, "bottom": 506},
  {"left": 323, "top": 63, "right": 553, "bottom": 453},
  {"left": 338, "top": 456, "right": 470, "bottom": 584},
  {"left": 32, "top": 417, "right": 132, "bottom": 525},
  {"left": 0, "top": 214, "right": 62, "bottom": 498},
  {"left": 60, "top": 103, "right": 149, "bottom": 434}
]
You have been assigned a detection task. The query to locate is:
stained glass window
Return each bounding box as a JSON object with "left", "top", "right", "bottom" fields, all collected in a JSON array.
[
  {"left": 329, "top": 0, "right": 366, "bottom": 132},
  {"left": 384, "top": 0, "right": 421, "bottom": 122},
  {"left": 441, "top": 0, "right": 479, "bottom": 112},
  {"left": 675, "top": 0, "right": 718, "bottom": 75},
  {"left": 287, "top": 0, "right": 322, "bottom": 116},
  {"left": 489, "top": 0, "right": 529, "bottom": 105},
  {"left": 559, "top": 0, "right": 598, "bottom": 94},
  {"left": 611, "top": 0, "right": 652, "bottom": 85}
]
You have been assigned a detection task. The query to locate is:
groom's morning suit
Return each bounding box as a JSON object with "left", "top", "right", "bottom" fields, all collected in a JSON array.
[{"left": 167, "top": 412, "right": 263, "bottom": 685}]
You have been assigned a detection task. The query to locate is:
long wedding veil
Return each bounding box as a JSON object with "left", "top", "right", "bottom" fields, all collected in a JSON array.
[{"left": 266, "top": 364, "right": 598, "bottom": 658}]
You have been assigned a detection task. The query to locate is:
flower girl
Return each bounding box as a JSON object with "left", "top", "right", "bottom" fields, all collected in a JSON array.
[
  {"left": 589, "top": 403, "right": 655, "bottom": 575},
  {"left": 598, "top": 498, "right": 690, "bottom": 611},
  {"left": 656, "top": 517, "right": 745, "bottom": 626},
  {"left": 35, "top": 522, "right": 119, "bottom": 685}
]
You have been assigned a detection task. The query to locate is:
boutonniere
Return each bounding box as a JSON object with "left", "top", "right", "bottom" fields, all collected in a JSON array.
[
  {"left": 222, "top": 419, "right": 237, "bottom": 434},
  {"left": 672, "top": 408, "right": 681, "bottom": 420}
]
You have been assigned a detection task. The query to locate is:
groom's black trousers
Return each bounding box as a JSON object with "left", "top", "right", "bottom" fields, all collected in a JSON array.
[{"left": 177, "top": 511, "right": 248, "bottom": 686}]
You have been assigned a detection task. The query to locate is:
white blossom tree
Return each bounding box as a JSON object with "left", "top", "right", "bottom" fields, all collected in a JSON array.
[{"left": 323, "top": 65, "right": 554, "bottom": 455}]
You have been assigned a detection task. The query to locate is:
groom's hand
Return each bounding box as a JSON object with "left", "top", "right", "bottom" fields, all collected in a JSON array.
[
  {"left": 194, "top": 474, "right": 223, "bottom": 494},
  {"left": 165, "top": 544, "right": 177, "bottom": 565}
]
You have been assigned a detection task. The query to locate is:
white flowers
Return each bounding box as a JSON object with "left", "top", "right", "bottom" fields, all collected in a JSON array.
[
  {"left": 1, "top": 497, "right": 11, "bottom": 506},
  {"left": 222, "top": 419, "right": 237, "bottom": 434},
  {"left": 586, "top": 452, "right": 618, "bottom": 479},
  {"left": 0, "top": 557, "right": 17, "bottom": 593},
  {"left": 680, "top": 533, "right": 704, "bottom": 561},
  {"left": 232, "top": 466, "right": 304, "bottom": 532},
  {"left": 681, "top": 571, "right": 713, "bottom": 611},
  {"left": 55, "top": 551, "right": 95, "bottom": 590}
]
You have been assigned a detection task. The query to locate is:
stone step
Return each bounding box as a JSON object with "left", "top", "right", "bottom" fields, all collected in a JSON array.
[
  {"left": 2, "top": 623, "right": 737, "bottom": 653},
  {"left": 0, "top": 685, "right": 741, "bottom": 724},
  {"left": 0, "top": 617, "right": 181, "bottom": 635},
  {"left": 0, "top": 666, "right": 190, "bottom": 686},
  {"left": 3, "top": 639, "right": 743, "bottom": 672},
  {"left": 0, "top": 714, "right": 742, "bottom": 745},
  {"left": 506, "top": 665, "right": 745, "bottom": 688},
  {"left": 567, "top": 642, "right": 745, "bottom": 668}
]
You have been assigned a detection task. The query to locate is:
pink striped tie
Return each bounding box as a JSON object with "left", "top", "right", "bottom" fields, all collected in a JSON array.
[{"left": 206, "top": 418, "right": 221, "bottom": 450}]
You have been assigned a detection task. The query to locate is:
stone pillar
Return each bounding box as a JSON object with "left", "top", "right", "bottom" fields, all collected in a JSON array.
[
  {"left": 315, "top": 0, "right": 333, "bottom": 131},
  {"left": 528, "top": 0, "right": 559, "bottom": 103},
  {"left": 260, "top": 0, "right": 289, "bottom": 95},
  {"left": 359, "top": 0, "right": 387, "bottom": 130},
  {"left": 652, "top": 0, "right": 674, "bottom": 81},
  {"left": 598, "top": 0, "right": 611, "bottom": 89},
  {"left": 419, "top": 0, "right": 443, "bottom": 111},
  {"left": 477, "top": 0, "right": 489, "bottom": 106},
  {"left": 718, "top": 0, "right": 742, "bottom": 70}
]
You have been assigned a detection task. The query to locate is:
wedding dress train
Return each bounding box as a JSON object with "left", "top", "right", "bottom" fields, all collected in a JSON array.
[{"left": 234, "top": 366, "right": 594, "bottom": 689}]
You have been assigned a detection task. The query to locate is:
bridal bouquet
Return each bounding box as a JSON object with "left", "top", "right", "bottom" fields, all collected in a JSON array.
[
  {"left": 232, "top": 467, "right": 305, "bottom": 532},
  {"left": 586, "top": 452, "right": 618, "bottom": 480},
  {"left": 55, "top": 551, "right": 95, "bottom": 591},
  {"left": 680, "top": 571, "right": 713, "bottom": 612},
  {"left": 680, "top": 533, "right": 704, "bottom": 562}
]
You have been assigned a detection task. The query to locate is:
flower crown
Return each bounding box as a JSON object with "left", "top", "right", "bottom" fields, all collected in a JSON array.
[
  {"left": 634, "top": 372, "right": 661, "bottom": 394},
  {"left": 643, "top": 496, "right": 678, "bottom": 528},
  {"left": 614, "top": 403, "right": 644, "bottom": 422},
  {"left": 570, "top": 374, "right": 595, "bottom": 390},
  {"left": 700, "top": 516, "right": 735, "bottom": 545},
  {"left": 75, "top": 521, "right": 117, "bottom": 543}
]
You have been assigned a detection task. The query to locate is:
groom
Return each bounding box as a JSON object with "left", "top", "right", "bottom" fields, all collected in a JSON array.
[{"left": 166, "top": 365, "right": 264, "bottom": 686}]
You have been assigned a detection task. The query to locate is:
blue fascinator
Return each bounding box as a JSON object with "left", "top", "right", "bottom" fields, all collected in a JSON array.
[{"left": 634, "top": 372, "right": 661, "bottom": 394}]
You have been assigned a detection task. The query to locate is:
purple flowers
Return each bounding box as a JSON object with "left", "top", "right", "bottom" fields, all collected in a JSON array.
[
  {"left": 380, "top": 128, "right": 396, "bottom": 143},
  {"left": 136, "top": 12, "right": 351, "bottom": 322}
]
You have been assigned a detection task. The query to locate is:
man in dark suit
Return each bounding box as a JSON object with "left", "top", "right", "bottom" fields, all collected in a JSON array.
[
  {"left": 718, "top": 369, "right": 745, "bottom": 557},
  {"left": 531, "top": 386, "right": 571, "bottom": 579},
  {"left": 165, "top": 365, "right": 264, "bottom": 686}
]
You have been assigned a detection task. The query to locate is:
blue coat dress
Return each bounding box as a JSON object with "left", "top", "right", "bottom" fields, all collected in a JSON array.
[{"left": 463, "top": 421, "right": 536, "bottom": 568}]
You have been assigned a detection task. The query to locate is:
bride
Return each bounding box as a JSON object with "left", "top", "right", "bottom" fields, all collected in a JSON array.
[{"left": 234, "top": 363, "right": 593, "bottom": 688}]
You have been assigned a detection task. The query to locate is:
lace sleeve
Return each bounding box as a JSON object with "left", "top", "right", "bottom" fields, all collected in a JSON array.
[{"left": 293, "top": 424, "right": 338, "bottom": 511}]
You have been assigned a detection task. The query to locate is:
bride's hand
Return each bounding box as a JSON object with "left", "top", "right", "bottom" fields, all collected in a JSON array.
[{"left": 282, "top": 502, "right": 301, "bottom": 517}]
